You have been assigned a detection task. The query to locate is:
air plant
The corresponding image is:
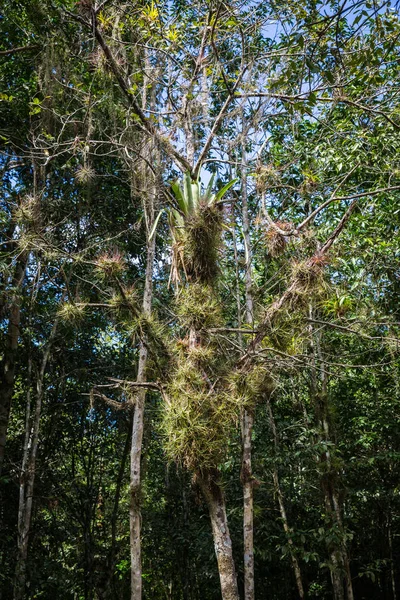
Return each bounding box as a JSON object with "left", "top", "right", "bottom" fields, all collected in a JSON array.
[
  {"left": 150, "top": 171, "right": 237, "bottom": 285},
  {"left": 95, "top": 249, "right": 125, "bottom": 279},
  {"left": 75, "top": 164, "right": 96, "bottom": 184},
  {"left": 58, "top": 302, "right": 87, "bottom": 323}
]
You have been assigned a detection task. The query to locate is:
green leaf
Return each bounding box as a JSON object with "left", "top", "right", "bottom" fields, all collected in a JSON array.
[
  {"left": 183, "top": 171, "right": 194, "bottom": 214},
  {"left": 171, "top": 180, "right": 187, "bottom": 215},
  {"left": 204, "top": 172, "right": 216, "bottom": 201},
  {"left": 215, "top": 178, "right": 238, "bottom": 202},
  {"left": 148, "top": 209, "right": 164, "bottom": 241}
]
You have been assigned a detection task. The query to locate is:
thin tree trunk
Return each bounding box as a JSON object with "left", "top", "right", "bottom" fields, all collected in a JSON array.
[
  {"left": 267, "top": 401, "right": 305, "bottom": 599},
  {"left": 129, "top": 48, "right": 158, "bottom": 598},
  {"left": 187, "top": 296, "right": 239, "bottom": 599},
  {"left": 14, "top": 315, "right": 59, "bottom": 600},
  {"left": 129, "top": 182, "right": 156, "bottom": 600},
  {"left": 0, "top": 253, "right": 27, "bottom": 475},
  {"left": 241, "top": 408, "right": 255, "bottom": 600},
  {"left": 240, "top": 146, "right": 255, "bottom": 600},
  {"left": 388, "top": 514, "right": 397, "bottom": 600},
  {"left": 198, "top": 469, "right": 240, "bottom": 600},
  {"left": 310, "top": 312, "right": 353, "bottom": 600}
]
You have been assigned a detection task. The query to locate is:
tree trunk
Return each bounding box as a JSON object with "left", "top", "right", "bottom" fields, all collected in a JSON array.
[
  {"left": 198, "top": 469, "right": 240, "bottom": 600},
  {"left": 241, "top": 408, "right": 255, "bottom": 600},
  {"left": 14, "top": 316, "right": 59, "bottom": 600},
  {"left": 240, "top": 146, "right": 256, "bottom": 600},
  {"left": 0, "top": 253, "right": 27, "bottom": 475},
  {"left": 129, "top": 178, "right": 156, "bottom": 600},
  {"left": 267, "top": 400, "right": 305, "bottom": 599}
]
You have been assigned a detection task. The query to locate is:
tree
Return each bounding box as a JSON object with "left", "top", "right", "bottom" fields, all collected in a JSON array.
[{"left": 1, "top": 1, "right": 400, "bottom": 599}]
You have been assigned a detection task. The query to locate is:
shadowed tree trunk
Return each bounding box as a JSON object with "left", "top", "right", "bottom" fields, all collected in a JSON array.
[
  {"left": 129, "top": 172, "right": 157, "bottom": 600},
  {"left": 0, "top": 252, "right": 27, "bottom": 475},
  {"left": 239, "top": 145, "right": 256, "bottom": 600},
  {"left": 14, "top": 314, "right": 59, "bottom": 600},
  {"left": 197, "top": 469, "right": 240, "bottom": 600}
]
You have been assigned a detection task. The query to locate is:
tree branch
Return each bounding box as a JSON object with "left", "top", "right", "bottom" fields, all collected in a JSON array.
[{"left": 0, "top": 45, "right": 40, "bottom": 56}]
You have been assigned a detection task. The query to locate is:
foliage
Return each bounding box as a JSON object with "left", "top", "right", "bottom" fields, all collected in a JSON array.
[{"left": 1, "top": 0, "right": 400, "bottom": 598}]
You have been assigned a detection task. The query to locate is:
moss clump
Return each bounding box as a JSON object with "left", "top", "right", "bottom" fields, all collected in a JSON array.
[{"left": 176, "top": 282, "right": 222, "bottom": 330}]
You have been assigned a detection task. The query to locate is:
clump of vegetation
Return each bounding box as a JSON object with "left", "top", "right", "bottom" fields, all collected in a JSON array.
[
  {"left": 158, "top": 171, "right": 236, "bottom": 285},
  {"left": 231, "top": 364, "right": 275, "bottom": 407},
  {"left": 290, "top": 255, "right": 329, "bottom": 298},
  {"left": 265, "top": 222, "right": 293, "bottom": 257},
  {"left": 13, "top": 195, "right": 38, "bottom": 225},
  {"left": 108, "top": 285, "right": 139, "bottom": 313},
  {"left": 255, "top": 163, "right": 279, "bottom": 194},
  {"left": 323, "top": 292, "right": 355, "bottom": 318},
  {"left": 176, "top": 282, "right": 222, "bottom": 330},
  {"left": 95, "top": 249, "right": 125, "bottom": 279},
  {"left": 75, "top": 164, "right": 96, "bottom": 184},
  {"left": 163, "top": 348, "right": 239, "bottom": 470},
  {"left": 58, "top": 301, "right": 87, "bottom": 323},
  {"left": 183, "top": 205, "right": 222, "bottom": 283}
]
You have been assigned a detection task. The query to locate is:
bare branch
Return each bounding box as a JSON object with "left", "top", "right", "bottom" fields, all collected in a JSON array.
[{"left": 0, "top": 45, "right": 40, "bottom": 57}]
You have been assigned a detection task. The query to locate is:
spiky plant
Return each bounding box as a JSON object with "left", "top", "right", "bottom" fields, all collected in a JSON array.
[
  {"left": 151, "top": 171, "right": 237, "bottom": 285},
  {"left": 231, "top": 364, "right": 275, "bottom": 408},
  {"left": 58, "top": 302, "right": 87, "bottom": 323},
  {"left": 75, "top": 164, "right": 96, "bottom": 184},
  {"left": 163, "top": 340, "right": 239, "bottom": 470},
  {"left": 95, "top": 249, "right": 125, "bottom": 279},
  {"left": 13, "top": 195, "right": 38, "bottom": 225},
  {"left": 160, "top": 171, "right": 239, "bottom": 472},
  {"left": 265, "top": 221, "right": 293, "bottom": 257}
]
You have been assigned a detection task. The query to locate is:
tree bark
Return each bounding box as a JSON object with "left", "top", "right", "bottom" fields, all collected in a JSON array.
[
  {"left": 267, "top": 400, "right": 305, "bottom": 599},
  {"left": 0, "top": 253, "right": 27, "bottom": 475},
  {"left": 129, "top": 180, "right": 156, "bottom": 600},
  {"left": 240, "top": 145, "right": 255, "bottom": 600},
  {"left": 198, "top": 469, "right": 240, "bottom": 600}
]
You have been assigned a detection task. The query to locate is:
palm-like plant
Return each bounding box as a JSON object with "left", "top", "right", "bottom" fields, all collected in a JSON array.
[{"left": 151, "top": 171, "right": 237, "bottom": 285}]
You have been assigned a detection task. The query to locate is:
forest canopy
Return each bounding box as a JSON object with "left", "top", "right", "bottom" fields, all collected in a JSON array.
[{"left": 1, "top": 0, "right": 400, "bottom": 599}]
